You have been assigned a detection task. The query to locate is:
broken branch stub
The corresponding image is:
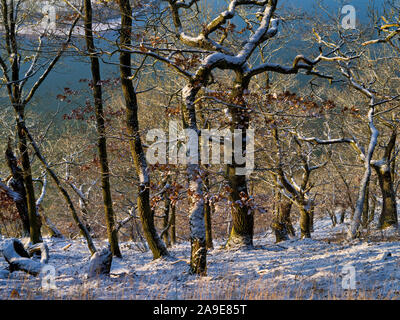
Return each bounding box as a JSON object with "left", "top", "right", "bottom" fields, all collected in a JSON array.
[{"left": 87, "top": 247, "right": 112, "bottom": 278}]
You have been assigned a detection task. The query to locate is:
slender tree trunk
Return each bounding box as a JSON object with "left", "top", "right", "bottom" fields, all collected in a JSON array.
[
  {"left": 203, "top": 170, "right": 213, "bottom": 249},
  {"left": 328, "top": 209, "right": 337, "bottom": 226},
  {"left": 162, "top": 193, "right": 170, "bottom": 247},
  {"left": 16, "top": 112, "right": 41, "bottom": 243},
  {"left": 348, "top": 106, "right": 378, "bottom": 239},
  {"left": 198, "top": 104, "right": 213, "bottom": 250},
  {"left": 170, "top": 203, "right": 176, "bottom": 245},
  {"left": 2, "top": 0, "right": 41, "bottom": 243},
  {"left": 369, "top": 192, "right": 376, "bottom": 225},
  {"left": 204, "top": 198, "right": 213, "bottom": 249},
  {"left": 309, "top": 202, "right": 314, "bottom": 233},
  {"left": 226, "top": 166, "right": 254, "bottom": 248},
  {"left": 40, "top": 213, "right": 63, "bottom": 238},
  {"left": 273, "top": 194, "right": 289, "bottom": 243},
  {"left": 282, "top": 200, "right": 295, "bottom": 236},
  {"left": 118, "top": 0, "right": 168, "bottom": 259},
  {"left": 361, "top": 178, "right": 370, "bottom": 228},
  {"left": 373, "top": 130, "right": 398, "bottom": 229},
  {"left": 84, "top": 0, "right": 121, "bottom": 257}
]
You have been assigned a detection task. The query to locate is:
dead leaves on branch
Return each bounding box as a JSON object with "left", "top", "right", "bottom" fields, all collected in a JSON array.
[{"left": 0, "top": 192, "right": 19, "bottom": 223}]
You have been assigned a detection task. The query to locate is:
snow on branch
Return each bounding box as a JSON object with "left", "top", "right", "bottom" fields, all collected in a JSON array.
[
  {"left": 167, "top": 0, "right": 277, "bottom": 53},
  {"left": 35, "top": 173, "right": 48, "bottom": 208},
  {"left": 362, "top": 22, "right": 400, "bottom": 48},
  {"left": 3, "top": 239, "right": 47, "bottom": 277},
  {"left": 0, "top": 180, "right": 22, "bottom": 202}
]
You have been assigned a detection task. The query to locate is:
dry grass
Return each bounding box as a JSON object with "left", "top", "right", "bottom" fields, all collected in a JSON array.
[{"left": 2, "top": 271, "right": 399, "bottom": 300}]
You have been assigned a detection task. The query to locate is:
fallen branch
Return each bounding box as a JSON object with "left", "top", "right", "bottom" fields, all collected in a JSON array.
[{"left": 2, "top": 239, "right": 45, "bottom": 276}]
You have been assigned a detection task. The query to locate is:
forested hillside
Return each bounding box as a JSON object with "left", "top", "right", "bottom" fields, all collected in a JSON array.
[{"left": 0, "top": 0, "right": 399, "bottom": 300}]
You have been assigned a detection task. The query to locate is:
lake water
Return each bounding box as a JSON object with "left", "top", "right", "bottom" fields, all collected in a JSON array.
[{"left": 0, "top": 0, "right": 388, "bottom": 117}]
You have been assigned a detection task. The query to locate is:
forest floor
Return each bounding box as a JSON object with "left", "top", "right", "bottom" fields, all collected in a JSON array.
[{"left": 1, "top": 214, "right": 400, "bottom": 300}]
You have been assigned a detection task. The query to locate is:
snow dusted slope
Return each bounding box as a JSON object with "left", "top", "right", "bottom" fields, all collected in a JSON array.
[{"left": 0, "top": 215, "right": 400, "bottom": 299}]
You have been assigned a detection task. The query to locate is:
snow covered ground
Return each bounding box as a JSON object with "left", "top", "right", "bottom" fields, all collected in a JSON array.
[{"left": 1, "top": 214, "right": 400, "bottom": 300}]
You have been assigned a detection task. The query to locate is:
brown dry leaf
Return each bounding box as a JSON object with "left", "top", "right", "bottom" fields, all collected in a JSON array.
[{"left": 10, "top": 289, "right": 20, "bottom": 299}]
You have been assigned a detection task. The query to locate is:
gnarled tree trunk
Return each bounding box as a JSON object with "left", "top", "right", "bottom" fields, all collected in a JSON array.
[
  {"left": 273, "top": 191, "right": 294, "bottom": 242},
  {"left": 372, "top": 129, "right": 397, "bottom": 229},
  {"left": 299, "top": 202, "right": 314, "bottom": 239},
  {"left": 374, "top": 164, "right": 398, "bottom": 229},
  {"left": 170, "top": 203, "right": 176, "bottom": 245}
]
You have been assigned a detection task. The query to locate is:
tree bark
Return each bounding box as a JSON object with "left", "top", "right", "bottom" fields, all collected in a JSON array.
[
  {"left": 162, "top": 193, "right": 170, "bottom": 247},
  {"left": 5, "top": 139, "right": 30, "bottom": 236},
  {"left": 371, "top": 130, "right": 398, "bottom": 229},
  {"left": 204, "top": 198, "right": 213, "bottom": 249},
  {"left": 361, "top": 178, "right": 370, "bottom": 228},
  {"left": 374, "top": 165, "right": 398, "bottom": 229},
  {"left": 348, "top": 106, "right": 378, "bottom": 239},
  {"left": 170, "top": 203, "right": 176, "bottom": 245},
  {"left": 273, "top": 191, "right": 294, "bottom": 242},
  {"left": 225, "top": 72, "right": 254, "bottom": 249},
  {"left": 16, "top": 112, "right": 42, "bottom": 243}
]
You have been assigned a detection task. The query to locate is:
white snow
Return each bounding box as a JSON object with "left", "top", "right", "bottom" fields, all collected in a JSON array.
[{"left": 1, "top": 214, "right": 400, "bottom": 299}]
